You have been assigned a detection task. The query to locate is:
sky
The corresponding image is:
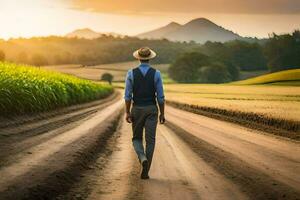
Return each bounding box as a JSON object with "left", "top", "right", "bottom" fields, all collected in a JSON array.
[{"left": 0, "top": 0, "right": 299, "bottom": 40}]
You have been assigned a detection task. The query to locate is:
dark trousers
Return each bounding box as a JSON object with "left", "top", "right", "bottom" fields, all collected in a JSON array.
[{"left": 131, "top": 105, "right": 158, "bottom": 170}]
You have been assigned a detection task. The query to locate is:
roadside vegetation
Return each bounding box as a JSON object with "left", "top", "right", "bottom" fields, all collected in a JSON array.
[{"left": 0, "top": 62, "right": 113, "bottom": 116}]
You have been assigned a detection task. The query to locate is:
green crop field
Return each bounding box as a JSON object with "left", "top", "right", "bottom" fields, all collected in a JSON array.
[
  {"left": 232, "top": 69, "right": 300, "bottom": 85},
  {"left": 0, "top": 62, "right": 113, "bottom": 116}
]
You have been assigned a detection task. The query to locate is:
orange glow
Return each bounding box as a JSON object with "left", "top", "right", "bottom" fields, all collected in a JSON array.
[
  {"left": 70, "top": 0, "right": 300, "bottom": 14},
  {"left": 0, "top": 0, "right": 299, "bottom": 40}
]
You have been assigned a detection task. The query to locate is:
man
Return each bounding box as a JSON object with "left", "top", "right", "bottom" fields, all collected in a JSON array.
[{"left": 124, "top": 47, "right": 165, "bottom": 180}]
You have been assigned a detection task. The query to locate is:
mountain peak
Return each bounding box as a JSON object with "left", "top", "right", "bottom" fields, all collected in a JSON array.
[
  {"left": 66, "top": 28, "right": 101, "bottom": 39},
  {"left": 75, "top": 28, "right": 97, "bottom": 33},
  {"left": 137, "top": 17, "right": 243, "bottom": 43},
  {"left": 66, "top": 28, "right": 123, "bottom": 39},
  {"left": 185, "top": 18, "right": 216, "bottom": 26},
  {"left": 137, "top": 21, "right": 181, "bottom": 39},
  {"left": 167, "top": 22, "right": 181, "bottom": 27}
]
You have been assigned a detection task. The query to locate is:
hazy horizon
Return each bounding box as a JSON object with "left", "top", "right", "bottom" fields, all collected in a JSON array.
[{"left": 0, "top": 0, "right": 299, "bottom": 40}]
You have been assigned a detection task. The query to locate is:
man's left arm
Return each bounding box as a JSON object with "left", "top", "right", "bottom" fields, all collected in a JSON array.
[
  {"left": 155, "top": 71, "right": 165, "bottom": 124},
  {"left": 124, "top": 70, "right": 133, "bottom": 123}
]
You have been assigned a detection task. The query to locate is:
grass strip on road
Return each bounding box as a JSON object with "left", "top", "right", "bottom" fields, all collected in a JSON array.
[{"left": 167, "top": 100, "right": 300, "bottom": 140}]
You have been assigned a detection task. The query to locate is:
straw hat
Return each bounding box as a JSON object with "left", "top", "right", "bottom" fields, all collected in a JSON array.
[{"left": 133, "top": 47, "right": 156, "bottom": 60}]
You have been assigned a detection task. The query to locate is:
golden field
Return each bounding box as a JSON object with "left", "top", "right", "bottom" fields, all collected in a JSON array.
[
  {"left": 44, "top": 62, "right": 300, "bottom": 123},
  {"left": 43, "top": 61, "right": 170, "bottom": 82},
  {"left": 165, "top": 84, "right": 300, "bottom": 122}
]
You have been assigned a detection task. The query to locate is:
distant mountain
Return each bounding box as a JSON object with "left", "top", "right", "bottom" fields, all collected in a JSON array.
[
  {"left": 137, "top": 18, "right": 244, "bottom": 43},
  {"left": 138, "top": 22, "right": 181, "bottom": 39},
  {"left": 66, "top": 28, "right": 101, "bottom": 39},
  {"left": 66, "top": 28, "right": 122, "bottom": 39}
]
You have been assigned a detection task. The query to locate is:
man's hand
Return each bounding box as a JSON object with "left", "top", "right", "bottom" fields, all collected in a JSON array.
[
  {"left": 126, "top": 112, "right": 132, "bottom": 123},
  {"left": 125, "top": 100, "right": 132, "bottom": 123},
  {"left": 159, "top": 114, "right": 165, "bottom": 124}
]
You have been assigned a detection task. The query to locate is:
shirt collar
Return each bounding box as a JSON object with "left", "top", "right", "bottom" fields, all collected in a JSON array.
[{"left": 139, "top": 63, "right": 150, "bottom": 67}]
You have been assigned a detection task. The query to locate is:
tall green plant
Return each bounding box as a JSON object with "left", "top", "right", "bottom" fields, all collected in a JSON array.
[{"left": 0, "top": 62, "right": 113, "bottom": 116}]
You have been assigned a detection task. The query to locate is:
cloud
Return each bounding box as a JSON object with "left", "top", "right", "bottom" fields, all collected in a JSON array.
[{"left": 69, "top": 0, "right": 300, "bottom": 14}]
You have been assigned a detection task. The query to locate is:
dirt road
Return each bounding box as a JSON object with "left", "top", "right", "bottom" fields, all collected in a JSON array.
[{"left": 0, "top": 93, "right": 299, "bottom": 200}]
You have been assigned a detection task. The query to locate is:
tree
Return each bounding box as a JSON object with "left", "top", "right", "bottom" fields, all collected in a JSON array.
[
  {"left": 199, "top": 63, "right": 231, "bottom": 83},
  {"left": 225, "top": 41, "right": 267, "bottom": 71},
  {"left": 201, "top": 41, "right": 267, "bottom": 72},
  {"left": 264, "top": 30, "right": 300, "bottom": 72},
  {"left": 201, "top": 41, "right": 240, "bottom": 80},
  {"left": 217, "top": 59, "right": 240, "bottom": 81},
  {"left": 168, "top": 51, "right": 238, "bottom": 83},
  {"left": 202, "top": 41, "right": 227, "bottom": 56},
  {"left": 0, "top": 50, "right": 5, "bottom": 61},
  {"left": 168, "top": 52, "right": 210, "bottom": 82},
  {"left": 31, "top": 54, "right": 48, "bottom": 66},
  {"left": 101, "top": 73, "right": 113, "bottom": 85}
]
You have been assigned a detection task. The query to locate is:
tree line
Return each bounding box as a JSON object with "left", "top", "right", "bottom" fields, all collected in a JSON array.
[
  {"left": 169, "top": 30, "right": 300, "bottom": 83},
  {"left": 0, "top": 36, "right": 198, "bottom": 66},
  {"left": 0, "top": 30, "right": 299, "bottom": 83}
]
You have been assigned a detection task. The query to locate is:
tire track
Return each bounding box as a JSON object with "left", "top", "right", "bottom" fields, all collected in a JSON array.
[
  {"left": 0, "top": 95, "right": 299, "bottom": 200},
  {"left": 166, "top": 121, "right": 300, "bottom": 200},
  {"left": 0, "top": 99, "right": 123, "bottom": 199},
  {"left": 0, "top": 91, "right": 119, "bottom": 129},
  {"left": 127, "top": 125, "right": 246, "bottom": 200},
  {"left": 0, "top": 93, "right": 120, "bottom": 167},
  {"left": 166, "top": 105, "right": 300, "bottom": 190},
  {"left": 61, "top": 120, "right": 136, "bottom": 200}
]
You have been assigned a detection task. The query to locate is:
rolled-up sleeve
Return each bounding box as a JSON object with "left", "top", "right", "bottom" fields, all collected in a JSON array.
[
  {"left": 155, "top": 70, "right": 165, "bottom": 104},
  {"left": 124, "top": 70, "right": 133, "bottom": 101}
]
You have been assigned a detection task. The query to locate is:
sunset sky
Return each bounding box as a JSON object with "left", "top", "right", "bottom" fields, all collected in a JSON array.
[{"left": 0, "top": 0, "right": 299, "bottom": 40}]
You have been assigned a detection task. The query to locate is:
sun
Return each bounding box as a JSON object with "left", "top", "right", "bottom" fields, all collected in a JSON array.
[{"left": 0, "top": 0, "right": 67, "bottom": 39}]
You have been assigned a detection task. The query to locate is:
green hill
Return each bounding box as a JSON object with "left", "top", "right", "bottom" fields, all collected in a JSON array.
[{"left": 232, "top": 69, "right": 300, "bottom": 85}]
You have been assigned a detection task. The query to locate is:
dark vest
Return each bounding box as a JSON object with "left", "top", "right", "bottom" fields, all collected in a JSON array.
[{"left": 133, "top": 67, "right": 156, "bottom": 106}]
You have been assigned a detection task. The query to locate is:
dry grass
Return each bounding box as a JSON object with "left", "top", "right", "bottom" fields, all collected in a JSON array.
[
  {"left": 165, "top": 84, "right": 300, "bottom": 139},
  {"left": 165, "top": 84, "right": 300, "bottom": 122},
  {"left": 44, "top": 62, "right": 170, "bottom": 82},
  {"left": 232, "top": 69, "right": 300, "bottom": 85}
]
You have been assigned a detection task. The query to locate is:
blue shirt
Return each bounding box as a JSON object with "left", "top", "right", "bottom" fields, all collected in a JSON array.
[{"left": 124, "top": 63, "right": 165, "bottom": 104}]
